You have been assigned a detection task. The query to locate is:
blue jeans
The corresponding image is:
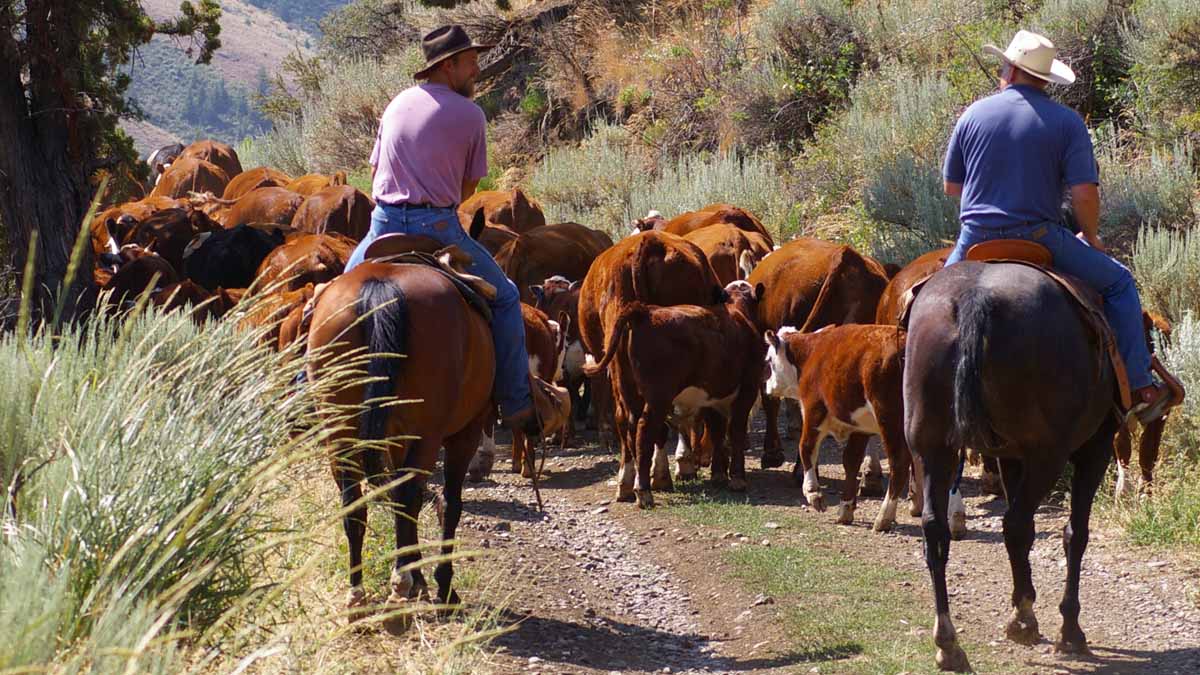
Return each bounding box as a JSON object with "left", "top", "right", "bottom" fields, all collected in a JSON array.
[
  {"left": 946, "top": 222, "right": 1153, "bottom": 389},
  {"left": 346, "top": 204, "right": 533, "bottom": 417}
]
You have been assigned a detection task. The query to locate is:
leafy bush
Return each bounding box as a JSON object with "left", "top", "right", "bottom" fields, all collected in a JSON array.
[
  {"left": 1124, "top": 0, "right": 1200, "bottom": 145},
  {"left": 0, "top": 301, "right": 356, "bottom": 671},
  {"left": 319, "top": 0, "right": 420, "bottom": 61},
  {"left": 1132, "top": 225, "right": 1200, "bottom": 324},
  {"left": 1097, "top": 135, "right": 1197, "bottom": 236}
]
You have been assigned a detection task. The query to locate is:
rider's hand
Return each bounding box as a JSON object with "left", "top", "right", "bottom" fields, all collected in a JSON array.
[{"left": 1077, "top": 231, "right": 1106, "bottom": 253}]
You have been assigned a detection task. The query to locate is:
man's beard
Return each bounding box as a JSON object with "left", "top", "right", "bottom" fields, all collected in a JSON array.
[{"left": 454, "top": 79, "right": 475, "bottom": 98}]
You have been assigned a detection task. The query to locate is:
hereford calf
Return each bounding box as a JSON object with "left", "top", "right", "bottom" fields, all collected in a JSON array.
[
  {"left": 584, "top": 280, "right": 765, "bottom": 508},
  {"left": 764, "top": 324, "right": 915, "bottom": 531}
]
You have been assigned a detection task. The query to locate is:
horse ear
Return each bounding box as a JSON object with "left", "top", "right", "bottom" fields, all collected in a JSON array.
[
  {"left": 530, "top": 285, "right": 545, "bottom": 305},
  {"left": 468, "top": 208, "right": 487, "bottom": 240}
]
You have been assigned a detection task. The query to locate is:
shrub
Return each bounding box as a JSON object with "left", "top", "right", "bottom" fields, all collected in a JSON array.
[
  {"left": 1096, "top": 126, "right": 1197, "bottom": 237},
  {"left": 0, "top": 300, "right": 358, "bottom": 671},
  {"left": 1029, "top": 0, "right": 1128, "bottom": 121},
  {"left": 1132, "top": 225, "right": 1200, "bottom": 324},
  {"left": 237, "top": 117, "right": 311, "bottom": 175},
  {"left": 1124, "top": 0, "right": 1200, "bottom": 145},
  {"left": 528, "top": 121, "right": 646, "bottom": 231}
]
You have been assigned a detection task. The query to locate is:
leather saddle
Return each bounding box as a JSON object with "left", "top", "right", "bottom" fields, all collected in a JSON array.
[
  {"left": 900, "top": 239, "right": 1146, "bottom": 411},
  {"left": 362, "top": 233, "right": 496, "bottom": 322}
]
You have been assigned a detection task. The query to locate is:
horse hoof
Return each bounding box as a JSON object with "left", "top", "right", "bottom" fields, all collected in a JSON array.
[
  {"left": 935, "top": 645, "right": 972, "bottom": 672},
  {"left": 859, "top": 476, "right": 885, "bottom": 498},
  {"left": 651, "top": 475, "right": 674, "bottom": 491},
  {"left": 950, "top": 513, "right": 968, "bottom": 540},
  {"left": 806, "top": 492, "right": 826, "bottom": 512},
  {"left": 345, "top": 587, "right": 370, "bottom": 624},
  {"left": 836, "top": 502, "right": 855, "bottom": 525},
  {"left": 729, "top": 477, "right": 747, "bottom": 492},
  {"left": 1055, "top": 635, "right": 1089, "bottom": 655},
  {"left": 381, "top": 592, "right": 414, "bottom": 635},
  {"left": 635, "top": 490, "right": 655, "bottom": 509},
  {"left": 1005, "top": 618, "right": 1041, "bottom": 646},
  {"left": 760, "top": 451, "right": 785, "bottom": 470}
]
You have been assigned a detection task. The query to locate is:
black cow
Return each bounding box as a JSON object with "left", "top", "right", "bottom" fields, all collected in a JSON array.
[{"left": 184, "top": 225, "right": 288, "bottom": 291}]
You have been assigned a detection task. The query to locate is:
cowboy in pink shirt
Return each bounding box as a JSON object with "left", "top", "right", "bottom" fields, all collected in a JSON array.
[{"left": 346, "top": 25, "right": 540, "bottom": 435}]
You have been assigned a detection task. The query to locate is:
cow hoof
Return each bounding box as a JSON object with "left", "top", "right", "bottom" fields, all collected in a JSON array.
[
  {"left": 616, "top": 489, "right": 636, "bottom": 503},
  {"left": 635, "top": 490, "right": 655, "bottom": 509},
  {"left": 872, "top": 514, "right": 895, "bottom": 532},
  {"left": 674, "top": 469, "right": 698, "bottom": 482},
  {"left": 935, "top": 644, "right": 972, "bottom": 672},
  {"left": 466, "top": 452, "right": 494, "bottom": 483},
  {"left": 950, "top": 512, "right": 968, "bottom": 540},
  {"left": 835, "top": 502, "right": 855, "bottom": 525},
  {"left": 651, "top": 475, "right": 674, "bottom": 491},
  {"left": 859, "top": 475, "right": 885, "bottom": 498},
  {"left": 910, "top": 500, "right": 923, "bottom": 518},
  {"left": 729, "top": 477, "right": 747, "bottom": 492},
  {"left": 510, "top": 461, "right": 522, "bottom": 474},
  {"left": 1005, "top": 615, "right": 1040, "bottom": 646},
  {"left": 675, "top": 459, "right": 698, "bottom": 481},
  {"left": 521, "top": 466, "right": 534, "bottom": 479},
  {"left": 760, "top": 451, "right": 785, "bottom": 470},
  {"left": 806, "top": 492, "right": 826, "bottom": 512},
  {"left": 381, "top": 592, "right": 414, "bottom": 635}
]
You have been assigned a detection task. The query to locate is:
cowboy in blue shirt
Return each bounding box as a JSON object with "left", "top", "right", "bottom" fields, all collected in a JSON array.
[{"left": 942, "top": 30, "right": 1176, "bottom": 423}]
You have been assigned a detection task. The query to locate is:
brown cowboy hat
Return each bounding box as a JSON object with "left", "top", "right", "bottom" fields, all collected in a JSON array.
[{"left": 413, "top": 25, "right": 494, "bottom": 79}]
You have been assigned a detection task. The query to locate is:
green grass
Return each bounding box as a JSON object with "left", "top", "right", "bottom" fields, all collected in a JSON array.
[{"left": 659, "top": 483, "right": 1008, "bottom": 674}]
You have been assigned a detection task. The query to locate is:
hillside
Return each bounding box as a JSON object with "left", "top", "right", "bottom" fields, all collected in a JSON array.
[{"left": 122, "top": 0, "right": 339, "bottom": 153}]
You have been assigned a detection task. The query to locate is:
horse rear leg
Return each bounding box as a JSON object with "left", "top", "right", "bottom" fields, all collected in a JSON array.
[
  {"left": 333, "top": 459, "right": 369, "bottom": 618},
  {"left": 997, "top": 455, "right": 1063, "bottom": 646},
  {"left": 919, "top": 447, "right": 971, "bottom": 672},
  {"left": 837, "top": 433, "right": 869, "bottom": 525},
  {"left": 384, "top": 438, "right": 440, "bottom": 634},
  {"left": 436, "top": 425, "right": 484, "bottom": 609},
  {"left": 1058, "top": 426, "right": 1113, "bottom": 654}
]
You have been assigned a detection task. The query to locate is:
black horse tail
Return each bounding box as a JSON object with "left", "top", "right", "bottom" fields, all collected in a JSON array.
[
  {"left": 357, "top": 277, "right": 408, "bottom": 487},
  {"left": 953, "top": 286, "right": 1001, "bottom": 451}
]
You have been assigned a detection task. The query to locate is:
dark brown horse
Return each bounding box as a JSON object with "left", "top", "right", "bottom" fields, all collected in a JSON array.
[
  {"left": 306, "top": 261, "right": 495, "bottom": 629},
  {"left": 904, "top": 261, "right": 1121, "bottom": 671}
]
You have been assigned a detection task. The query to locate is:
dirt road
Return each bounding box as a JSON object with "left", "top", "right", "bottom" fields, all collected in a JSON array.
[{"left": 454, "top": 422, "right": 1200, "bottom": 675}]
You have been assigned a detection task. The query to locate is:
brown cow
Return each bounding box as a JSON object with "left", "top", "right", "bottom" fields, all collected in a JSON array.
[
  {"left": 180, "top": 140, "right": 243, "bottom": 180},
  {"left": 221, "top": 187, "right": 306, "bottom": 229},
  {"left": 284, "top": 171, "right": 348, "bottom": 196},
  {"left": 632, "top": 204, "right": 774, "bottom": 246},
  {"left": 765, "top": 324, "right": 915, "bottom": 531},
  {"left": 585, "top": 281, "right": 765, "bottom": 508},
  {"left": 151, "top": 280, "right": 237, "bottom": 323},
  {"left": 533, "top": 280, "right": 591, "bottom": 438},
  {"left": 749, "top": 238, "right": 890, "bottom": 466},
  {"left": 458, "top": 187, "right": 546, "bottom": 235},
  {"left": 92, "top": 196, "right": 184, "bottom": 280},
  {"left": 151, "top": 157, "right": 230, "bottom": 200},
  {"left": 223, "top": 166, "right": 293, "bottom": 200},
  {"left": 578, "top": 230, "right": 728, "bottom": 500},
  {"left": 477, "top": 225, "right": 519, "bottom": 257},
  {"left": 684, "top": 223, "right": 772, "bottom": 285},
  {"left": 291, "top": 185, "right": 374, "bottom": 241},
  {"left": 495, "top": 222, "right": 613, "bottom": 304},
  {"left": 256, "top": 233, "right": 354, "bottom": 293},
  {"left": 102, "top": 251, "right": 179, "bottom": 309},
  {"left": 242, "top": 283, "right": 315, "bottom": 349}
]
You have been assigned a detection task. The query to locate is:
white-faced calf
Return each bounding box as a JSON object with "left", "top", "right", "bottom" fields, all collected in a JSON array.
[{"left": 764, "top": 324, "right": 918, "bottom": 531}]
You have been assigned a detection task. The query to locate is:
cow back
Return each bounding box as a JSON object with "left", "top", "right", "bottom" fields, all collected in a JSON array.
[
  {"left": 458, "top": 187, "right": 547, "bottom": 235},
  {"left": 750, "top": 238, "right": 888, "bottom": 333},
  {"left": 223, "top": 187, "right": 306, "bottom": 229},
  {"left": 184, "top": 224, "right": 288, "bottom": 291},
  {"left": 151, "top": 157, "right": 230, "bottom": 200},
  {"left": 684, "top": 223, "right": 772, "bottom": 285},
  {"left": 875, "top": 247, "right": 951, "bottom": 325},
  {"left": 223, "top": 166, "right": 293, "bottom": 200},
  {"left": 499, "top": 222, "right": 615, "bottom": 304},
  {"left": 662, "top": 205, "right": 774, "bottom": 247},
  {"left": 180, "top": 140, "right": 243, "bottom": 179},
  {"left": 290, "top": 185, "right": 373, "bottom": 241},
  {"left": 256, "top": 233, "right": 354, "bottom": 292}
]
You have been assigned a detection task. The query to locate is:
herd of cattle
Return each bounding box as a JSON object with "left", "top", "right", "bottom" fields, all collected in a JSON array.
[{"left": 95, "top": 139, "right": 1166, "bottom": 526}]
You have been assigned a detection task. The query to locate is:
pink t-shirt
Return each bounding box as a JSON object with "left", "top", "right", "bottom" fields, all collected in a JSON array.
[{"left": 369, "top": 83, "right": 488, "bottom": 208}]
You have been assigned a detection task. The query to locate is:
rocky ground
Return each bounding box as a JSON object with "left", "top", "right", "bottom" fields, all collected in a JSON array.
[{"left": 444, "top": 419, "right": 1200, "bottom": 675}]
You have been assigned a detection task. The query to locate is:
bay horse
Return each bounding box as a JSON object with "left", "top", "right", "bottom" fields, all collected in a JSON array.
[
  {"left": 306, "top": 260, "right": 494, "bottom": 631},
  {"left": 904, "top": 261, "right": 1122, "bottom": 671}
]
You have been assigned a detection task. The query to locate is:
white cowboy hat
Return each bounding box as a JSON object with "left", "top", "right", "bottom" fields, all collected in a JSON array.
[{"left": 983, "top": 30, "right": 1075, "bottom": 85}]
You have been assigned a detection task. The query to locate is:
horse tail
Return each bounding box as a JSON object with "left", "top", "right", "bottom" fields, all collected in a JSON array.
[
  {"left": 357, "top": 276, "right": 408, "bottom": 486},
  {"left": 582, "top": 302, "right": 647, "bottom": 377},
  {"left": 953, "top": 285, "right": 1001, "bottom": 451}
]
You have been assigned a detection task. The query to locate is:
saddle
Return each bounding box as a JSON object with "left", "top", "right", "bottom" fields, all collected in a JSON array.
[
  {"left": 362, "top": 233, "right": 496, "bottom": 323},
  {"left": 899, "top": 239, "right": 1138, "bottom": 410}
]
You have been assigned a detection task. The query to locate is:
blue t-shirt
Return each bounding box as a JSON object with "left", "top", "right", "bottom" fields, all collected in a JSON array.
[{"left": 943, "top": 84, "right": 1098, "bottom": 230}]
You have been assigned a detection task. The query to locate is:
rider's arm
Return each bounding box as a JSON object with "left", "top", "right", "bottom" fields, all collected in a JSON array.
[
  {"left": 462, "top": 178, "right": 480, "bottom": 203},
  {"left": 944, "top": 181, "right": 963, "bottom": 196},
  {"left": 943, "top": 117, "right": 966, "bottom": 198},
  {"left": 1070, "top": 182, "right": 1102, "bottom": 244}
]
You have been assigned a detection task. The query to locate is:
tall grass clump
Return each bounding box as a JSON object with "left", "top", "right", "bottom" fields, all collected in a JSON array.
[
  {"left": 529, "top": 121, "right": 645, "bottom": 231},
  {"left": 0, "top": 300, "right": 359, "bottom": 671},
  {"left": 238, "top": 117, "right": 310, "bottom": 175},
  {"left": 1096, "top": 131, "right": 1197, "bottom": 237},
  {"left": 1132, "top": 225, "right": 1200, "bottom": 324}
]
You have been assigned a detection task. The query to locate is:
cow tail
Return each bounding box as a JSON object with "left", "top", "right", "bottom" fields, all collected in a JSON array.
[
  {"left": 582, "top": 303, "right": 646, "bottom": 377},
  {"left": 630, "top": 237, "right": 663, "bottom": 300},
  {"left": 356, "top": 277, "right": 408, "bottom": 487},
  {"left": 953, "top": 286, "right": 1000, "bottom": 451}
]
